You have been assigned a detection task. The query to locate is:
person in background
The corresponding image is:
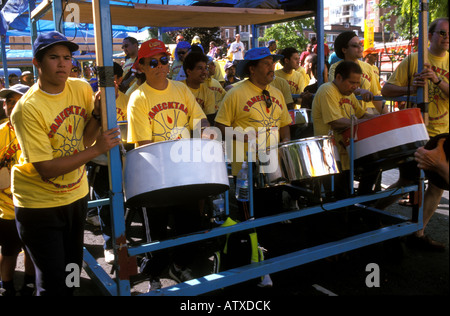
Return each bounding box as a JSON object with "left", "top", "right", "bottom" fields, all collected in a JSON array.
[
  {"left": 69, "top": 58, "right": 82, "bottom": 78},
  {"left": 120, "top": 37, "right": 139, "bottom": 92},
  {"left": 0, "top": 84, "right": 35, "bottom": 297},
  {"left": 267, "top": 40, "right": 277, "bottom": 55},
  {"left": 223, "top": 61, "right": 240, "bottom": 89},
  {"left": 19, "top": 71, "right": 34, "bottom": 87},
  {"left": 275, "top": 47, "right": 307, "bottom": 106},
  {"left": 229, "top": 34, "right": 245, "bottom": 66},
  {"left": 168, "top": 41, "right": 191, "bottom": 80}
]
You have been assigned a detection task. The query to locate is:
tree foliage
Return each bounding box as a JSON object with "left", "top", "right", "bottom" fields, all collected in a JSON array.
[
  {"left": 377, "top": 0, "right": 449, "bottom": 40},
  {"left": 259, "top": 18, "right": 315, "bottom": 52}
]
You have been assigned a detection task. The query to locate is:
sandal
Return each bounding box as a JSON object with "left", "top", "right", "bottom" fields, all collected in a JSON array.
[{"left": 406, "top": 234, "right": 446, "bottom": 252}]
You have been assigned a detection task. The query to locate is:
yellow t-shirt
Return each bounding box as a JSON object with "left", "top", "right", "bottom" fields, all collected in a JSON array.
[
  {"left": 182, "top": 80, "right": 217, "bottom": 115},
  {"left": 387, "top": 51, "right": 449, "bottom": 137},
  {"left": 10, "top": 78, "right": 94, "bottom": 208},
  {"left": 205, "top": 77, "right": 226, "bottom": 111},
  {"left": 329, "top": 59, "right": 381, "bottom": 110},
  {"left": 127, "top": 80, "right": 207, "bottom": 144},
  {"left": 213, "top": 61, "right": 225, "bottom": 84},
  {"left": 312, "top": 82, "right": 367, "bottom": 170},
  {"left": 271, "top": 76, "right": 294, "bottom": 106},
  {"left": 274, "top": 68, "right": 307, "bottom": 95},
  {"left": 0, "top": 122, "right": 21, "bottom": 219},
  {"left": 215, "top": 80, "right": 292, "bottom": 175},
  {"left": 116, "top": 91, "right": 129, "bottom": 121},
  {"left": 296, "top": 66, "right": 310, "bottom": 89}
]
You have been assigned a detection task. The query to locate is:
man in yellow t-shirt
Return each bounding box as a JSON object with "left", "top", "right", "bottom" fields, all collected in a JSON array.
[
  {"left": 0, "top": 84, "right": 35, "bottom": 296},
  {"left": 329, "top": 31, "right": 386, "bottom": 114},
  {"left": 206, "top": 57, "right": 226, "bottom": 108},
  {"left": 215, "top": 47, "right": 292, "bottom": 177},
  {"left": 378, "top": 18, "right": 449, "bottom": 250},
  {"left": 10, "top": 31, "right": 120, "bottom": 296},
  {"left": 181, "top": 52, "right": 217, "bottom": 116},
  {"left": 274, "top": 47, "right": 307, "bottom": 105},
  {"left": 127, "top": 39, "right": 208, "bottom": 290},
  {"left": 312, "top": 61, "right": 376, "bottom": 198}
]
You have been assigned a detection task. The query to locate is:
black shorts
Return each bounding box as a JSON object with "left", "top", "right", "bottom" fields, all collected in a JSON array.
[{"left": 0, "top": 218, "right": 23, "bottom": 256}]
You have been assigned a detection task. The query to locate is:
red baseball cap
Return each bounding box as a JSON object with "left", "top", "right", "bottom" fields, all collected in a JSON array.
[{"left": 137, "top": 39, "right": 170, "bottom": 62}]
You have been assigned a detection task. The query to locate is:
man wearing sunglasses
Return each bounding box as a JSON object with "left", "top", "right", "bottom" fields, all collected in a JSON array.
[
  {"left": 168, "top": 41, "right": 191, "bottom": 80},
  {"left": 377, "top": 18, "right": 449, "bottom": 251},
  {"left": 329, "top": 31, "right": 386, "bottom": 115},
  {"left": 215, "top": 47, "right": 291, "bottom": 176},
  {"left": 127, "top": 38, "right": 209, "bottom": 291}
]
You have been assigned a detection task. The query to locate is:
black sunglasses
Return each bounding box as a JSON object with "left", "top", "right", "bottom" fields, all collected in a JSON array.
[
  {"left": 149, "top": 56, "right": 169, "bottom": 68},
  {"left": 262, "top": 90, "right": 272, "bottom": 109},
  {"left": 177, "top": 51, "right": 187, "bottom": 56}
]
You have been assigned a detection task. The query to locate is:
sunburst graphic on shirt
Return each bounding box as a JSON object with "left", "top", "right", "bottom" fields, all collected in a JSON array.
[
  {"left": 51, "top": 116, "right": 84, "bottom": 182},
  {"left": 153, "top": 109, "right": 190, "bottom": 140},
  {"left": 248, "top": 104, "right": 281, "bottom": 150},
  {"left": 429, "top": 84, "right": 446, "bottom": 119}
]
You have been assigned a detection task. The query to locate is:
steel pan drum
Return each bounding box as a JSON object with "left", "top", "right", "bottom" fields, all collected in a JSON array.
[
  {"left": 278, "top": 136, "right": 340, "bottom": 182},
  {"left": 123, "top": 139, "right": 229, "bottom": 207},
  {"left": 342, "top": 108, "right": 429, "bottom": 172},
  {"left": 288, "top": 109, "right": 314, "bottom": 139},
  {"left": 118, "top": 121, "right": 128, "bottom": 143}
]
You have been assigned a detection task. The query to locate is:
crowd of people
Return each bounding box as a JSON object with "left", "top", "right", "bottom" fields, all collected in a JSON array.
[{"left": 0, "top": 17, "right": 448, "bottom": 296}]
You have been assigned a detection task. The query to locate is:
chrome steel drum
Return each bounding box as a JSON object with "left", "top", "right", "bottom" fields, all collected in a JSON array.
[
  {"left": 118, "top": 121, "right": 134, "bottom": 151},
  {"left": 278, "top": 136, "right": 340, "bottom": 182},
  {"left": 123, "top": 138, "right": 229, "bottom": 207},
  {"left": 288, "top": 109, "right": 314, "bottom": 139},
  {"left": 342, "top": 108, "right": 429, "bottom": 172},
  {"left": 118, "top": 121, "right": 128, "bottom": 143}
]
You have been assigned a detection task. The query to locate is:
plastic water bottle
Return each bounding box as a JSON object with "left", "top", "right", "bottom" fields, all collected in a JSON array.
[{"left": 235, "top": 161, "right": 249, "bottom": 202}]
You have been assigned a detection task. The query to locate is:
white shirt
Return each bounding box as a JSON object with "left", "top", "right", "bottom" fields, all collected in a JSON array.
[{"left": 230, "top": 41, "right": 245, "bottom": 60}]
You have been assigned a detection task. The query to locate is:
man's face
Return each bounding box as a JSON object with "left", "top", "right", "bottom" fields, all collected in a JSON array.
[
  {"left": 236, "top": 35, "right": 241, "bottom": 42},
  {"left": 250, "top": 56, "right": 275, "bottom": 85},
  {"left": 208, "top": 61, "right": 216, "bottom": 77},
  {"left": 177, "top": 49, "right": 188, "bottom": 61},
  {"left": 225, "top": 65, "right": 236, "bottom": 77},
  {"left": 187, "top": 61, "right": 208, "bottom": 84},
  {"left": 141, "top": 53, "right": 170, "bottom": 82},
  {"left": 269, "top": 43, "right": 277, "bottom": 52},
  {"left": 343, "top": 37, "right": 363, "bottom": 60},
  {"left": 122, "top": 39, "right": 138, "bottom": 58},
  {"left": 429, "top": 20, "right": 449, "bottom": 52},
  {"left": 286, "top": 52, "right": 300, "bottom": 70},
  {"left": 21, "top": 74, "right": 34, "bottom": 85},
  {"left": 34, "top": 44, "right": 72, "bottom": 88},
  {"left": 335, "top": 72, "right": 361, "bottom": 96},
  {"left": 3, "top": 92, "right": 21, "bottom": 117}
]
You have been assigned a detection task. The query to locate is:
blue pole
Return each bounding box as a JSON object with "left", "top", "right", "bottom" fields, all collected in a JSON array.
[
  {"left": 91, "top": 0, "right": 132, "bottom": 296},
  {"left": 315, "top": 0, "right": 324, "bottom": 86}
]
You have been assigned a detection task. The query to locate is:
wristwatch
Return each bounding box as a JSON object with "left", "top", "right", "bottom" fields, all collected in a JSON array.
[{"left": 434, "top": 78, "right": 442, "bottom": 85}]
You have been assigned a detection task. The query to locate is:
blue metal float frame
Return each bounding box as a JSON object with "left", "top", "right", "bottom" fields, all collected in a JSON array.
[{"left": 15, "top": 0, "right": 427, "bottom": 296}]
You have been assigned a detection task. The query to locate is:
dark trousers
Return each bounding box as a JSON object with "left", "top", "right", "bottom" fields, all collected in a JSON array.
[
  {"left": 15, "top": 195, "right": 88, "bottom": 296},
  {"left": 141, "top": 202, "right": 202, "bottom": 278}
]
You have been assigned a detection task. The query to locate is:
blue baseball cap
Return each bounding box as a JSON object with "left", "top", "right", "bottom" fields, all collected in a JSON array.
[
  {"left": 236, "top": 47, "right": 283, "bottom": 78},
  {"left": 33, "top": 31, "right": 79, "bottom": 57},
  {"left": 0, "top": 84, "right": 30, "bottom": 98}
]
